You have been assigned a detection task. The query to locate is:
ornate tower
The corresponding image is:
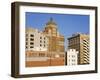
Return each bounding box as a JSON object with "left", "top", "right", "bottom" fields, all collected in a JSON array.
[
  {"left": 43, "top": 18, "right": 65, "bottom": 52},
  {"left": 44, "top": 18, "right": 57, "bottom": 37}
]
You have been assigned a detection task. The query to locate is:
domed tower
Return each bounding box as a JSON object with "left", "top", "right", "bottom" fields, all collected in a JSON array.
[
  {"left": 43, "top": 18, "right": 65, "bottom": 53},
  {"left": 44, "top": 18, "right": 57, "bottom": 36},
  {"left": 43, "top": 18, "right": 65, "bottom": 66}
]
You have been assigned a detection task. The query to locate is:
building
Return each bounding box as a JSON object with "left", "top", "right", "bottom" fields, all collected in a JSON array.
[
  {"left": 25, "top": 28, "right": 49, "bottom": 67},
  {"left": 25, "top": 18, "right": 65, "bottom": 67},
  {"left": 43, "top": 18, "right": 65, "bottom": 53},
  {"left": 26, "top": 28, "right": 48, "bottom": 51},
  {"left": 43, "top": 18, "right": 65, "bottom": 65},
  {"left": 67, "top": 49, "right": 78, "bottom": 66},
  {"left": 68, "top": 33, "right": 90, "bottom": 65}
]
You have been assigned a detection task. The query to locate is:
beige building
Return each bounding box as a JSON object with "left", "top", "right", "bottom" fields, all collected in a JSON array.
[
  {"left": 68, "top": 33, "right": 89, "bottom": 65},
  {"left": 26, "top": 28, "right": 48, "bottom": 51},
  {"left": 43, "top": 18, "right": 65, "bottom": 62},
  {"left": 67, "top": 49, "right": 78, "bottom": 66},
  {"left": 43, "top": 18, "right": 65, "bottom": 53},
  {"left": 25, "top": 28, "right": 49, "bottom": 65}
]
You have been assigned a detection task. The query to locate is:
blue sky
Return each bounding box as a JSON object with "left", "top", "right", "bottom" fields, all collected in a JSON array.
[{"left": 25, "top": 12, "right": 89, "bottom": 50}]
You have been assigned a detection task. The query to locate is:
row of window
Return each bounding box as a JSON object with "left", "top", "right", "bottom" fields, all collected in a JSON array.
[
  {"left": 26, "top": 38, "right": 34, "bottom": 41},
  {"left": 26, "top": 53, "right": 46, "bottom": 57},
  {"left": 68, "top": 46, "right": 79, "bottom": 51},
  {"left": 26, "top": 39, "right": 47, "bottom": 44},
  {"left": 26, "top": 52, "right": 65, "bottom": 58},
  {"left": 83, "top": 39, "right": 89, "bottom": 43},
  {"left": 26, "top": 34, "right": 46, "bottom": 40},
  {"left": 26, "top": 42, "right": 46, "bottom": 46},
  {"left": 26, "top": 34, "right": 34, "bottom": 37},
  {"left": 83, "top": 41, "right": 88, "bottom": 44},
  {"left": 68, "top": 59, "right": 76, "bottom": 62},
  {"left": 68, "top": 63, "right": 76, "bottom": 65},
  {"left": 68, "top": 55, "right": 76, "bottom": 58},
  {"left": 26, "top": 46, "right": 33, "bottom": 49},
  {"left": 26, "top": 42, "right": 34, "bottom": 45},
  {"left": 26, "top": 40, "right": 46, "bottom": 44},
  {"left": 26, "top": 44, "right": 46, "bottom": 49},
  {"left": 68, "top": 37, "right": 79, "bottom": 44}
]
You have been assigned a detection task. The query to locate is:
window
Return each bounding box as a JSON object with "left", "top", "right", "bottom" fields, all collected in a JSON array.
[
  {"left": 40, "top": 44, "right": 42, "bottom": 46},
  {"left": 30, "top": 38, "right": 34, "bottom": 41},
  {"left": 26, "top": 42, "right": 28, "bottom": 45},
  {"left": 30, "top": 46, "right": 33, "bottom": 48},
  {"left": 83, "top": 42, "right": 87, "bottom": 45},
  {"left": 26, "top": 34, "right": 28, "bottom": 37},
  {"left": 72, "top": 63, "right": 75, "bottom": 65},
  {"left": 72, "top": 55, "right": 75, "bottom": 58},
  {"left": 39, "top": 53, "right": 45, "bottom": 57},
  {"left": 72, "top": 59, "right": 75, "bottom": 62},
  {"left": 30, "top": 34, "right": 34, "bottom": 37},
  {"left": 26, "top": 46, "right": 27, "bottom": 49},
  {"left": 40, "top": 40, "right": 42, "bottom": 43},
  {"left": 26, "top": 38, "right": 28, "bottom": 41},
  {"left": 30, "top": 42, "right": 34, "bottom": 45},
  {"left": 40, "top": 37, "right": 42, "bottom": 39}
]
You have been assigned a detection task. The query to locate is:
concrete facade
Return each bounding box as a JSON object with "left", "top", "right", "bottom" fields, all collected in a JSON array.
[
  {"left": 68, "top": 33, "right": 90, "bottom": 65},
  {"left": 67, "top": 49, "right": 78, "bottom": 66},
  {"left": 26, "top": 28, "right": 48, "bottom": 51}
]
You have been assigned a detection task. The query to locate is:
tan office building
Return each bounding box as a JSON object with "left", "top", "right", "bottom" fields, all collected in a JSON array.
[{"left": 68, "top": 33, "right": 90, "bottom": 65}]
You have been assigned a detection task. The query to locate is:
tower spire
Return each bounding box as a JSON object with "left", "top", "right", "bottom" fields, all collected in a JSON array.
[
  {"left": 50, "top": 17, "right": 53, "bottom": 22},
  {"left": 46, "top": 17, "right": 57, "bottom": 25}
]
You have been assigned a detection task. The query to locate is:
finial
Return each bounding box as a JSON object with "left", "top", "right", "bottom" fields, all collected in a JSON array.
[
  {"left": 46, "top": 17, "right": 57, "bottom": 25},
  {"left": 50, "top": 17, "right": 53, "bottom": 22}
]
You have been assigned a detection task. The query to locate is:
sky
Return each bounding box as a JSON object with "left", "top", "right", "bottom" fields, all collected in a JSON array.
[{"left": 25, "top": 12, "right": 89, "bottom": 50}]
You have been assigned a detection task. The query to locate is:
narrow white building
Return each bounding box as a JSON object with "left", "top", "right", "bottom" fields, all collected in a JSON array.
[
  {"left": 26, "top": 28, "right": 48, "bottom": 51},
  {"left": 67, "top": 49, "right": 78, "bottom": 66}
]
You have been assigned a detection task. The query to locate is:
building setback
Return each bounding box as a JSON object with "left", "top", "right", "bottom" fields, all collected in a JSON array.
[
  {"left": 67, "top": 49, "right": 78, "bottom": 66},
  {"left": 68, "top": 33, "right": 89, "bottom": 65}
]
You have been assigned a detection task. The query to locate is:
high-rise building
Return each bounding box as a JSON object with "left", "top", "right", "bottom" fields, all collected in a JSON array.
[
  {"left": 67, "top": 49, "right": 78, "bottom": 66},
  {"left": 68, "top": 33, "right": 89, "bottom": 65}
]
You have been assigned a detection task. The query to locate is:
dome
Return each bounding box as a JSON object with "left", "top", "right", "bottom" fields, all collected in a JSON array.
[{"left": 46, "top": 18, "right": 57, "bottom": 25}]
